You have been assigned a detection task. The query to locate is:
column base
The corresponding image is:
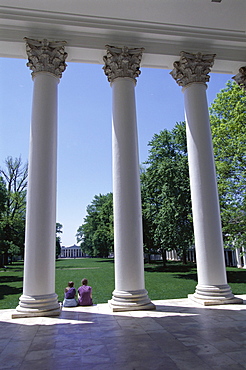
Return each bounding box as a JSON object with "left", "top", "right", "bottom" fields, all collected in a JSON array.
[
  {"left": 12, "top": 293, "right": 61, "bottom": 318},
  {"left": 188, "top": 284, "right": 243, "bottom": 306},
  {"left": 108, "top": 289, "right": 156, "bottom": 312}
]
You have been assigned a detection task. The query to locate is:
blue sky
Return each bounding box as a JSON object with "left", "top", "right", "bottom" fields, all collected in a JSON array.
[{"left": 0, "top": 57, "right": 230, "bottom": 246}]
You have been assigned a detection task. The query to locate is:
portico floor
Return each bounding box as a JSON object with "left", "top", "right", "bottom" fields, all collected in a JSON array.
[{"left": 0, "top": 296, "right": 246, "bottom": 370}]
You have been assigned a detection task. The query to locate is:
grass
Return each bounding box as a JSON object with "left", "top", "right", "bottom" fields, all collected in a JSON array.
[
  {"left": 55, "top": 258, "right": 115, "bottom": 304},
  {"left": 0, "top": 258, "right": 246, "bottom": 309}
]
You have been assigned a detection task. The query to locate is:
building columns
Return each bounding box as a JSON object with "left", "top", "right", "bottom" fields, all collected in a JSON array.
[
  {"left": 242, "top": 247, "right": 246, "bottom": 269},
  {"left": 103, "top": 45, "right": 155, "bottom": 311},
  {"left": 171, "top": 51, "right": 242, "bottom": 305},
  {"left": 13, "top": 38, "right": 67, "bottom": 318},
  {"left": 235, "top": 248, "right": 242, "bottom": 268}
]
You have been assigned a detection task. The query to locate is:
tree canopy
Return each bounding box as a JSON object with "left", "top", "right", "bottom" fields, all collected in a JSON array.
[
  {"left": 56, "top": 222, "right": 63, "bottom": 259},
  {"left": 0, "top": 176, "right": 7, "bottom": 215},
  {"left": 76, "top": 193, "right": 114, "bottom": 258},
  {"left": 141, "top": 122, "right": 194, "bottom": 264},
  {"left": 210, "top": 81, "right": 246, "bottom": 249},
  {"left": 0, "top": 157, "right": 28, "bottom": 265}
]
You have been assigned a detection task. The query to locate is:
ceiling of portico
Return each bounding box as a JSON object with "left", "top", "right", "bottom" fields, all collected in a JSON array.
[{"left": 0, "top": 0, "right": 245, "bottom": 73}]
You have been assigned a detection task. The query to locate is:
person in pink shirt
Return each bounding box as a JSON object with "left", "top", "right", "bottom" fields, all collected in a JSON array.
[{"left": 78, "top": 278, "right": 93, "bottom": 306}]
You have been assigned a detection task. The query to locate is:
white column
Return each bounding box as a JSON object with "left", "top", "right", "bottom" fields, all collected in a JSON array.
[
  {"left": 171, "top": 51, "right": 242, "bottom": 305},
  {"left": 14, "top": 38, "right": 67, "bottom": 318},
  {"left": 103, "top": 45, "right": 155, "bottom": 311},
  {"left": 242, "top": 247, "right": 246, "bottom": 269}
]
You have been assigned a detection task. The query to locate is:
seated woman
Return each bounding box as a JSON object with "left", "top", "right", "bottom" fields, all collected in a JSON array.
[
  {"left": 78, "top": 278, "right": 93, "bottom": 306},
  {"left": 63, "top": 281, "right": 78, "bottom": 307}
]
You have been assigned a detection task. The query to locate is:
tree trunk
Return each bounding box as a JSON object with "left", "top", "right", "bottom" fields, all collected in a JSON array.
[
  {"left": 182, "top": 249, "right": 187, "bottom": 264},
  {"left": 3, "top": 252, "right": 8, "bottom": 266},
  {"left": 161, "top": 249, "right": 167, "bottom": 267}
]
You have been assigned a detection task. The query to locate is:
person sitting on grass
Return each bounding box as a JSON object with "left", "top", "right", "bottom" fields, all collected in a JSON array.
[
  {"left": 78, "top": 278, "right": 93, "bottom": 306},
  {"left": 63, "top": 281, "right": 78, "bottom": 307}
]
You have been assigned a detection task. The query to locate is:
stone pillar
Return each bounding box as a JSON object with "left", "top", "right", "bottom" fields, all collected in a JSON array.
[
  {"left": 235, "top": 248, "right": 242, "bottom": 268},
  {"left": 103, "top": 45, "right": 155, "bottom": 311},
  {"left": 242, "top": 247, "right": 246, "bottom": 269},
  {"left": 171, "top": 51, "right": 242, "bottom": 305},
  {"left": 14, "top": 38, "right": 67, "bottom": 318}
]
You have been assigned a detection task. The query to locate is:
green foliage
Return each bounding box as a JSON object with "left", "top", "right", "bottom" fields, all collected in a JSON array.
[
  {"left": 141, "top": 122, "right": 194, "bottom": 264},
  {"left": 76, "top": 193, "right": 114, "bottom": 257},
  {"left": 56, "top": 222, "right": 63, "bottom": 259},
  {"left": 210, "top": 81, "right": 246, "bottom": 248},
  {"left": 0, "top": 157, "right": 27, "bottom": 265},
  {"left": 0, "top": 177, "right": 7, "bottom": 214}
]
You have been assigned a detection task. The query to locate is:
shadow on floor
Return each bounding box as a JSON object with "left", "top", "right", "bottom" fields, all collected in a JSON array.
[{"left": 1, "top": 298, "right": 246, "bottom": 369}]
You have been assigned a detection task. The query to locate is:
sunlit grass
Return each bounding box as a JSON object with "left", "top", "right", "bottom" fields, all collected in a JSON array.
[
  {"left": 0, "top": 258, "right": 245, "bottom": 309},
  {"left": 55, "top": 258, "right": 115, "bottom": 304}
]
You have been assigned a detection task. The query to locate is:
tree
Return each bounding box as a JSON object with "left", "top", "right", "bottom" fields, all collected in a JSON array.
[
  {"left": 76, "top": 193, "right": 114, "bottom": 258},
  {"left": 0, "top": 157, "right": 28, "bottom": 265},
  {"left": 210, "top": 81, "right": 246, "bottom": 249},
  {"left": 141, "top": 122, "right": 194, "bottom": 265},
  {"left": 0, "top": 177, "right": 7, "bottom": 215},
  {"left": 56, "top": 222, "right": 63, "bottom": 259}
]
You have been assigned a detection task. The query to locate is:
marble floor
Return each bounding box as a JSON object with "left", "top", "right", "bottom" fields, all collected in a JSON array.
[{"left": 0, "top": 296, "right": 246, "bottom": 370}]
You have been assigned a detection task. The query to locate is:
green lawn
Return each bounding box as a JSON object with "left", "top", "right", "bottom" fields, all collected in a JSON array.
[{"left": 0, "top": 258, "right": 246, "bottom": 309}]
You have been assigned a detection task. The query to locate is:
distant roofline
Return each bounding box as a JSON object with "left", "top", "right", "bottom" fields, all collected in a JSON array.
[{"left": 61, "top": 244, "right": 80, "bottom": 249}]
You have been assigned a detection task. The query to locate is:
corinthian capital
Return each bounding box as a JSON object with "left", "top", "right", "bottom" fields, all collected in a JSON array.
[
  {"left": 232, "top": 66, "right": 246, "bottom": 91},
  {"left": 24, "top": 38, "right": 67, "bottom": 78},
  {"left": 103, "top": 45, "right": 144, "bottom": 83},
  {"left": 170, "top": 51, "right": 216, "bottom": 87}
]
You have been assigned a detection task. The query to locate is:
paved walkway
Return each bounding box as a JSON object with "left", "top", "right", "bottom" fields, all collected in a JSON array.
[{"left": 0, "top": 296, "right": 246, "bottom": 370}]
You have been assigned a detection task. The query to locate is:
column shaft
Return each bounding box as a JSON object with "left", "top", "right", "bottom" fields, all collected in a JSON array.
[
  {"left": 112, "top": 78, "right": 144, "bottom": 291},
  {"left": 184, "top": 83, "right": 227, "bottom": 282},
  {"left": 235, "top": 248, "right": 242, "bottom": 268},
  {"left": 242, "top": 247, "right": 246, "bottom": 268},
  {"left": 184, "top": 84, "right": 241, "bottom": 304},
  {"left": 170, "top": 51, "right": 242, "bottom": 305},
  {"left": 25, "top": 73, "right": 58, "bottom": 295},
  {"left": 103, "top": 45, "right": 154, "bottom": 311},
  {"left": 13, "top": 38, "right": 67, "bottom": 318},
  {"left": 16, "top": 73, "right": 60, "bottom": 315},
  {"left": 110, "top": 78, "right": 154, "bottom": 311}
]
